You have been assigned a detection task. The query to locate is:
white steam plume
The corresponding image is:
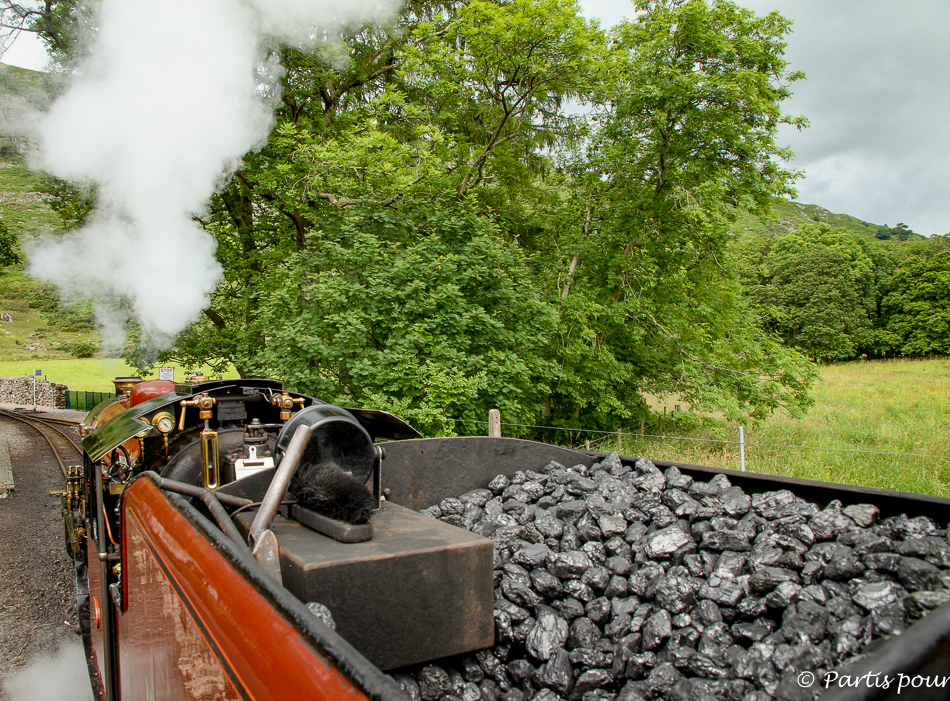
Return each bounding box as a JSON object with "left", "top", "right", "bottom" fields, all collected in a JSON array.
[
  {"left": 29, "top": 0, "right": 399, "bottom": 347},
  {"left": 2, "top": 641, "right": 93, "bottom": 701}
]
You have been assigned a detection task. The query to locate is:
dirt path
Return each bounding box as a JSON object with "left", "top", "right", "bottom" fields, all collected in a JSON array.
[{"left": 0, "top": 414, "right": 84, "bottom": 698}]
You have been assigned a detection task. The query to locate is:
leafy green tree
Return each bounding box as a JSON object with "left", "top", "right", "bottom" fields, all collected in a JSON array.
[
  {"left": 36, "top": 0, "right": 819, "bottom": 434},
  {"left": 761, "top": 246, "right": 871, "bottom": 360},
  {"left": 0, "top": 1, "right": 94, "bottom": 65},
  {"left": 883, "top": 250, "right": 950, "bottom": 355},
  {"left": 891, "top": 222, "right": 914, "bottom": 241},
  {"left": 737, "top": 223, "right": 893, "bottom": 360},
  {"left": 0, "top": 220, "right": 20, "bottom": 267},
  {"left": 538, "top": 0, "right": 815, "bottom": 423},
  {"left": 163, "top": 0, "right": 601, "bottom": 433}
]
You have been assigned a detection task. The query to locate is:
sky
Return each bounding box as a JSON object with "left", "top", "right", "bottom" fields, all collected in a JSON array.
[
  {"left": 3, "top": 1, "right": 949, "bottom": 236},
  {"left": 579, "top": 0, "right": 950, "bottom": 237}
]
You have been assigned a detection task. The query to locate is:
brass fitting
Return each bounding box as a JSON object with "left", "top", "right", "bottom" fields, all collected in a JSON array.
[
  {"left": 200, "top": 429, "right": 220, "bottom": 490},
  {"left": 271, "top": 392, "right": 305, "bottom": 421},
  {"left": 179, "top": 393, "right": 216, "bottom": 430}
]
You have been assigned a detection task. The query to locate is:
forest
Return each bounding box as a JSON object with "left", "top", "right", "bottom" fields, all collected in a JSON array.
[{"left": 6, "top": 0, "right": 950, "bottom": 437}]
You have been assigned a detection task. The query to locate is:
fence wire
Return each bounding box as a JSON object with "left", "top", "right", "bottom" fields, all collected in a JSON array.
[{"left": 404, "top": 415, "right": 950, "bottom": 462}]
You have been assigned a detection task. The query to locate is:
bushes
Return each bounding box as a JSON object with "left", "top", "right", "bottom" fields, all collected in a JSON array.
[{"left": 60, "top": 340, "right": 98, "bottom": 358}]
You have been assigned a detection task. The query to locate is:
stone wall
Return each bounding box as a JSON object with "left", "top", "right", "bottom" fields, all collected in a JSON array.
[{"left": 0, "top": 376, "right": 67, "bottom": 408}]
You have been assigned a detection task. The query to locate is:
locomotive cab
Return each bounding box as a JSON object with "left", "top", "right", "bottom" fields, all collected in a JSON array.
[{"left": 66, "top": 378, "right": 494, "bottom": 700}]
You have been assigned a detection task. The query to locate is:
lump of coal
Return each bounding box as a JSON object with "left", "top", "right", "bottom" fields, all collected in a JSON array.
[{"left": 397, "top": 456, "right": 950, "bottom": 701}]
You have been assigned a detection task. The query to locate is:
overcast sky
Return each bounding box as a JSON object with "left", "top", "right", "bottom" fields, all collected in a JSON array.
[
  {"left": 3, "top": 1, "right": 949, "bottom": 235},
  {"left": 579, "top": 0, "right": 950, "bottom": 237}
]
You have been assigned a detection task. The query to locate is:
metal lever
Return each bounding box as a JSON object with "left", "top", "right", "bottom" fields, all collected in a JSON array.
[
  {"left": 249, "top": 424, "right": 312, "bottom": 545},
  {"left": 179, "top": 393, "right": 216, "bottom": 431}
]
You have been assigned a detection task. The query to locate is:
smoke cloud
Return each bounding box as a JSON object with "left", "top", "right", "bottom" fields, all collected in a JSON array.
[
  {"left": 2, "top": 641, "right": 93, "bottom": 701},
  {"left": 29, "top": 0, "right": 399, "bottom": 348}
]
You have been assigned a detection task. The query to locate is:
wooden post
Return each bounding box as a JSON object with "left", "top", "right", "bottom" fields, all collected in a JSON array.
[
  {"left": 488, "top": 409, "right": 501, "bottom": 438},
  {"left": 739, "top": 426, "right": 746, "bottom": 472}
]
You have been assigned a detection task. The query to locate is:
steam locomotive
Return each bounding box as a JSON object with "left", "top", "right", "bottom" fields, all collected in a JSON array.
[
  {"left": 62, "top": 376, "right": 950, "bottom": 701},
  {"left": 64, "top": 376, "right": 536, "bottom": 701}
]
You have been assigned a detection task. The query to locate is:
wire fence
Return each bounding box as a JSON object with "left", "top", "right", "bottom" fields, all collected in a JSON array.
[{"left": 403, "top": 415, "right": 950, "bottom": 464}]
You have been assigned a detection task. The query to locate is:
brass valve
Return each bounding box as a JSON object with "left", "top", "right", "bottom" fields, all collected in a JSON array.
[
  {"left": 179, "top": 393, "right": 216, "bottom": 430},
  {"left": 271, "top": 392, "right": 305, "bottom": 421}
]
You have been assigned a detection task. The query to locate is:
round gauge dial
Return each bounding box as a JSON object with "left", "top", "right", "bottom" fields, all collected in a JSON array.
[{"left": 152, "top": 412, "right": 175, "bottom": 434}]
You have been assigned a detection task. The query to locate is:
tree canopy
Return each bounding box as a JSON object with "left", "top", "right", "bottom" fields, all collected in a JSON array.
[{"left": 35, "top": 0, "right": 826, "bottom": 435}]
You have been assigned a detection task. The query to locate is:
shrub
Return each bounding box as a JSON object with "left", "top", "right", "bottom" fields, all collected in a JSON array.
[{"left": 61, "top": 340, "right": 98, "bottom": 358}]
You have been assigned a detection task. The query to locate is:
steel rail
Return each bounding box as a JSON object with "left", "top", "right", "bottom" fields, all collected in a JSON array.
[
  {"left": 10, "top": 412, "right": 82, "bottom": 428},
  {"left": 0, "top": 409, "right": 83, "bottom": 479}
]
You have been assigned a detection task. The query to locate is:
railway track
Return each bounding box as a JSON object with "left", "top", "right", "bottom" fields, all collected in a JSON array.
[
  {"left": 0, "top": 409, "right": 82, "bottom": 480},
  {"left": 0, "top": 407, "right": 84, "bottom": 694}
]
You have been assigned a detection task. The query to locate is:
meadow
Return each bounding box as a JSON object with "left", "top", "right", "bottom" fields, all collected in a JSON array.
[
  {"left": 0, "top": 358, "right": 238, "bottom": 392},
  {"left": 602, "top": 358, "right": 950, "bottom": 498}
]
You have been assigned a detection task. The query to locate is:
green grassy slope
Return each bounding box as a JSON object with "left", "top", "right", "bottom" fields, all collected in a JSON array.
[
  {"left": 0, "top": 64, "right": 61, "bottom": 237},
  {"left": 730, "top": 197, "right": 924, "bottom": 243},
  {"left": 613, "top": 359, "right": 950, "bottom": 498}
]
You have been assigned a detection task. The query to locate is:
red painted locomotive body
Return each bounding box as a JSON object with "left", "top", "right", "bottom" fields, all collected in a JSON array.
[{"left": 65, "top": 377, "right": 500, "bottom": 701}]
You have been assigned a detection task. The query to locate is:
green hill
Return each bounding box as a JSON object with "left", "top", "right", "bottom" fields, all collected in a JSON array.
[
  {"left": 0, "top": 63, "right": 98, "bottom": 363},
  {"left": 730, "top": 197, "right": 925, "bottom": 243},
  {"left": 0, "top": 63, "right": 61, "bottom": 237}
]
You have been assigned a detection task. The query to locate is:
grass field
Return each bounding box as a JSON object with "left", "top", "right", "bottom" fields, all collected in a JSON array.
[
  {"left": 606, "top": 358, "right": 950, "bottom": 498},
  {"left": 0, "top": 358, "right": 239, "bottom": 392}
]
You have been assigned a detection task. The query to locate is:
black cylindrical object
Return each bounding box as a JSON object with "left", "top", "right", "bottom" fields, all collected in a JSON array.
[{"left": 275, "top": 404, "right": 375, "bottom": 485}]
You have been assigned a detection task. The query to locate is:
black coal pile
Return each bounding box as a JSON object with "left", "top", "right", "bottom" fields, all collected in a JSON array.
[{"left": 390, "top": 455, "right": 950, "bottom": 701}]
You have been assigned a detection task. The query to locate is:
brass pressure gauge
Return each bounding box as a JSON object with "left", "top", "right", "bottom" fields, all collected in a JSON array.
[
  {"left": 152, "top": 411, "right": 176, "bottom": 457},
  {"left": 152, "top": 412, "right": 175, "bottom": 434}
]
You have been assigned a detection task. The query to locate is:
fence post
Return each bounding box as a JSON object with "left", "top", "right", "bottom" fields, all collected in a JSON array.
[
  {"left": 488, "top": 409, "right": 501, "bottom": 438},
  {"left": 739, "top": 426, "right": 746, "bottom": 472}
]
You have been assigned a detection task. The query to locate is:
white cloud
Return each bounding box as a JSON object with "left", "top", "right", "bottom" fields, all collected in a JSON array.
[{"left": 741, "top": 0, "right": 950, "bottom": 235}]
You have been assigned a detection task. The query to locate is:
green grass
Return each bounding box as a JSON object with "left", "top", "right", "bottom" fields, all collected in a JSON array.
[
  {"left": 729, "top": 197, "right": 922, "bottom": 243},
  {"left": 0, "top": 160, "right": 61, "bottom": 237},
  {"left": 607, "top": 358, "right": 950, "bottom": 498},
  {"left": 0, "top": 358, "right": 240, "bottom": 392}
]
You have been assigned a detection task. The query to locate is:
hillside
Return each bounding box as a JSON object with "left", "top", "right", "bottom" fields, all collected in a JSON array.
[
  {"left": 731, "top": 197, "right": 925, "bottom": 243},
  {"left": 0, "top": 63, "right": 60, "bottom": 238},
  {"left": 0, "top": 63, "right": 99, "bottom": 364}
]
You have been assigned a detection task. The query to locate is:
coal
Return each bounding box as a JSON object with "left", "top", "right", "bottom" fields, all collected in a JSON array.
[{"left": 399, "top": 452, "right": 950, "bottom": 700}]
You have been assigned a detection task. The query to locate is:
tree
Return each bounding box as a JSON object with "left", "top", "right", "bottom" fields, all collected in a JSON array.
[
  {"left": 536, "top": 0, "right": 815, "bottom": 423},
  {"left": 163, "top": 0, "right": 602, "bottom": 433},
  {"left": 0, "top": 220, "right": 20, "bottom": 266},
  {"left": 883, "top": 250, "right": 950, "bottom": 356},
  {"left": 0, "top": 1, "right": 92, "bottom": 64},
  {"left": 35, "top": 0, "right": 819, "bottom": 434},
  {"left": 892, "top": 222, "right": 914, "bottom": 241},
  {"left": 737, "top": 223, "right": 893, "bottom": 361}
]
